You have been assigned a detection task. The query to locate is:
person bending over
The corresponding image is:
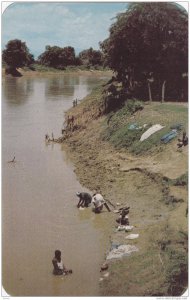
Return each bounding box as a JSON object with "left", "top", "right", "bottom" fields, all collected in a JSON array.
[
  {"left": 92, "top": 193, "right": 105, "bottom": 213},
  {"left": 76, "top": 192, "right": 92, "bottom": 208}
]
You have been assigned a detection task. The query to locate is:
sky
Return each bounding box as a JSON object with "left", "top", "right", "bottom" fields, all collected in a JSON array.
[
  {"left": 2, "top": 1, "right": 188, "bottom": 59},
  {"left": 2, "top": 1, "right": 128, "bottom": 58}
]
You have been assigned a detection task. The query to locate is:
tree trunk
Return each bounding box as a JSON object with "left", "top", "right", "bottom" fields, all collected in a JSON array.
[
  {"left": 161, "top": 80, "right": 166, "bottom": 103},
  {"left": 147, "top": 81, "right": 152, "bottom": 102}
]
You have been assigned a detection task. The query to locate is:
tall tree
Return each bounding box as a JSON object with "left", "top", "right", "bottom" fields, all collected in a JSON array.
[
  {"left": 2, "top": 39, "right": 34, "bottom": 70},
  {"left": 101, "top": 3, "right": 188, "bottom": 102}
]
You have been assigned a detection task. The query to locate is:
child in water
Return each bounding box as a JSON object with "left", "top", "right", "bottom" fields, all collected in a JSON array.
[{"left": 52, "top": 250, "right": 72, "bottom": 275}]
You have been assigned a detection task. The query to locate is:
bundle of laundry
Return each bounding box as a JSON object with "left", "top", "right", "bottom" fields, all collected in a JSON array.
[{"left": 161, "top": 130, "right": 178, "bottom": 144}]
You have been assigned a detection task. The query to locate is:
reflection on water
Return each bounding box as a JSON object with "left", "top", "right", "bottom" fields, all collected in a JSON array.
[
  {"left": 2, "top": 77, "right": 33, "bottom": 104},
  {"left": 45, "top": 76, "right": 79, "bottom": 98},
  {"left": 2, "top": 74, "right": 111, "bottom": 296}
]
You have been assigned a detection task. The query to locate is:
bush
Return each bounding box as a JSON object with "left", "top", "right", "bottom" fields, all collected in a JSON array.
[
  {"left": 125, "top": 99, "right": 144, "bottom": 114},
  {"left": 166, "top": 250, "right": 188, "bottom": 296}
]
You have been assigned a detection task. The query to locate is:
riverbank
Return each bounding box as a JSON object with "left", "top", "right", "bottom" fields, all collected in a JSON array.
[
  {"left": 2, "top": 66, "right": 112, "bottom": 78},
  {"left": 62, "top": 85, "right": 188, "bottom": 296}
]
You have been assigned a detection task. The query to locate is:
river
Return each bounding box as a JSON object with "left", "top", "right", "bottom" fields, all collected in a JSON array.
[{"left": 2, "top": 74, "right": 111, "bottom": 296}]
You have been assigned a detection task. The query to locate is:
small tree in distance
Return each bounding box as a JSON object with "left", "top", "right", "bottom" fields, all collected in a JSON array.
[
  {"left": 79, "top": 48, "right": 103, "bottom": 67},
  {"left": 38, "top": 45, "right": 76, "bottom": 69}
]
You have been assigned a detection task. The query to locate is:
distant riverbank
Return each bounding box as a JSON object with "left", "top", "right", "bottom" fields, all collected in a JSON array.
[{"left": 2, "top": 66, "right": 112, "bottom": 78}]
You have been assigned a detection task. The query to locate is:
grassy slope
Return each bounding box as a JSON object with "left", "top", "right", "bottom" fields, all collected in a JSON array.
[{"left": 63, "top": 85, "right": 188, "bottom": 296}]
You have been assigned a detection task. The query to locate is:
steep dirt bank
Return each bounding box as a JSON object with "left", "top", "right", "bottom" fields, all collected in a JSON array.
[{"left": 61, "top": 88, "right": 188, "bottom": 296}]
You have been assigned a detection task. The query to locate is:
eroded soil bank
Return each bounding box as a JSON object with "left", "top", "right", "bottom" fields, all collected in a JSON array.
[{"left": 62, "top": 86, "right": 188, "bottom": 296}]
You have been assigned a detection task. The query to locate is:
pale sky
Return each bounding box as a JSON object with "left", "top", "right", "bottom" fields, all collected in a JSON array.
[
  {"left": 2, "top": 1, "right": 188, "bottom": 59},
  {"left": 2, "top": 1, "right": 128, "bottom": 58}
]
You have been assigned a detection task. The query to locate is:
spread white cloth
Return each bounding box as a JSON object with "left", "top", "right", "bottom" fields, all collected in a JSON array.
[
  {"left": 117, "top": 225, "right": 134, "bottom": 231},
  {"left": 106, "top": 245, "right": 139, "bottom": 260},
  {"left": 140, "top": 124, "right": 164, "bottom": 141},
  {"left": 125, "top": 233, "right": 139, "bottom": 240}
]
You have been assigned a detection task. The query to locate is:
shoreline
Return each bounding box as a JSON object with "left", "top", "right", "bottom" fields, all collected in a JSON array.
[
  {"left": 2, "top": 67, "right": 112, "bottom": 78},
  {"left": 61, "top": 86, "right": 188, "bottom": 296}
]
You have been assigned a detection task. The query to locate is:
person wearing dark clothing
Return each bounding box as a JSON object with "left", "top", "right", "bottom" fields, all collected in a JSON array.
[
  {"left": 76, "top": 192, "right": 92, "bottom": 208},
  {"left": 52, "top": 250, "right": 72, "bottom": 275},
  {"left": 177, "top": 131, "right": 188, "bottom": 148},
  {"left": 116, "top": 207, "right": 130, "bottom": 225}
]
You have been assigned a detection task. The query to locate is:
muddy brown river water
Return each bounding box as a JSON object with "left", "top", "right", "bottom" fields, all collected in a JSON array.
[{"left": 2, "top": 74, "right": 111, "bottom": 296}]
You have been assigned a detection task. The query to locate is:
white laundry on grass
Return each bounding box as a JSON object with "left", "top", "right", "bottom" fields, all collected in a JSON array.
[
  {"left": 140, "top": 124, "right": 164, "bottom": 141},
  {"left": 125, "top": 233, "right": 139, "bottom": 240},
  {"left": 106, "top": 244, "right": 139, "bottom": 260},
  {"left": 117, "top": 225, "right": 134, "bottom": 232}
]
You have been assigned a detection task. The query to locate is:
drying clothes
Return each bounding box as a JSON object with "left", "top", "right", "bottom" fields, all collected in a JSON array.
[
  {"left": 117, "top": 225, "right": 134, "bottom": 232},
  {"left": 128, "top": 123, "right": 147, "bottom": 130},
  {"left": 161, "top": 130, "right": 178, "bottom": 144},
  {"left": 128, "top": 123, "right": 138, "bottom": 130},
  {"left": 140, "top": 124, "right": 164, "bottom": 141},
  {"left": 125, "top": 233, "right": 139, "bottom": 240},
  {"left": 106, "top": 244, "right": 139, "bottom": 260}
]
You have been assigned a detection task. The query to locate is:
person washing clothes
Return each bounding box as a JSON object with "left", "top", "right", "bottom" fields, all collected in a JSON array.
[
  {"left": 76, "top": 192, "right": 92, "bottom": 208},
  {"left": 92, "top": 193, "right": 111, "bottom": 213},
  {"left": 116, "top": 207, "right": 130, "bottom": 225}
]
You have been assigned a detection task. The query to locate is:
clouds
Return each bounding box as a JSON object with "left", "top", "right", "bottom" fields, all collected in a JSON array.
[{"left": 2, "top": 2, "right": 126, "bottom": 58}]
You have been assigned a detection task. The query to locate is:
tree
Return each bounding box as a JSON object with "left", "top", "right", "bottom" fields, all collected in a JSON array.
[
  {"left": 79, "top": 48, "right": 103, "bottom": 66},
  {"left": 38, "top": 45, "right": 76, "bottom": 69},
  {"left": 2, "top": 39, "right": 34, "bottom": 70},
  {"left": 101, "top": 3, "right": 188, "bottom": 102}
]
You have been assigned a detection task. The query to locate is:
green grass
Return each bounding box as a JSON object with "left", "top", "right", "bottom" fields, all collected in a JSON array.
[
  {"left": 24, "top": 64, "right": 63, "bottom": 72},
  {"left": 155, "top": 104, "right": 188, "bottom": 114},
  {"left": 22, "top": 64, "right": 110, "bottom": 73},
  {"left": 101, "top": 101, "right": 188, "bottom": 155},
  {"left": 168, "top": 172, "right": 188, "bottom": 187}
]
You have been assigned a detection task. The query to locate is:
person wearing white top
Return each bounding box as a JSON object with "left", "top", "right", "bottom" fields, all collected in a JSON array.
[
  {"left": 52, "top": 250, "right": 72, "bottom": 275},
  {"left": 92, "top": 193, "right": 105, "bottom": 213}
]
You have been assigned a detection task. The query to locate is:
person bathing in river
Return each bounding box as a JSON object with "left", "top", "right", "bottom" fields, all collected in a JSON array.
[
  {"left": 45, "top": 134, "right": 50, "bottom": 142},
  {"left": 52, "top": 250, "right": 72, "bottom": 275},
  {"left": 76, "top": 192, "right": 92, "bottom": 208}
]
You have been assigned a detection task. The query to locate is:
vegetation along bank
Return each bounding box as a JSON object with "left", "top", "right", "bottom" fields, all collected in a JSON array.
[{"left": 62, "top": 83, "right": 188, "bottom": 297}]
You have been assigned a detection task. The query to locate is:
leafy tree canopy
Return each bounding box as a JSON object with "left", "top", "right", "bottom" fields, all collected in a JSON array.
[
  {"left": 2, "top": 39, "right": 34, "bottom": 69},
  {"left": 79, "top": 47, "right": 103, "bottom": 66},
  {"left": 38, "top": 45, "right": 76, "bottom": 69},
  {"left": 101, "top": 3, "right": 187, "bottom": 101}
]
